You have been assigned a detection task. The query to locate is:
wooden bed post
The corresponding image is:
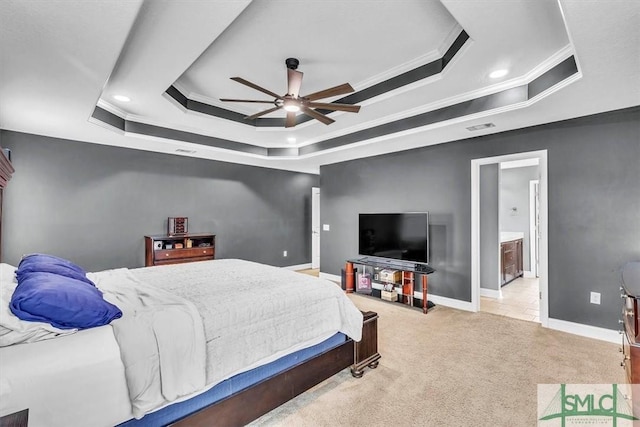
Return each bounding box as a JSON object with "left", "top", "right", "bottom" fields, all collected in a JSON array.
[
  {"left": 351, "top": 311, "right": 381, "bottom": 378},
  {"left": 0, "top": 145, "right": 15, "bottom": 262}
]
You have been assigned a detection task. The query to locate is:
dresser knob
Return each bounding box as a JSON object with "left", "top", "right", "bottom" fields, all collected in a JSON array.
[
  {"left": 621, "top": 361, "right": 626, "bottom": 367},
  {"left": 166, "top": 254, "right": 169, "bottom": 257},
  {"left": 622, "top": 294, "right": 627, "bottom": 299},
  {"left": 619, "top": 319, "right": 624, "bottom": 324}
]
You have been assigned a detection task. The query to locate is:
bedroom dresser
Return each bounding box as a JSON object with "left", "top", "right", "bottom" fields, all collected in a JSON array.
[
  {"left": 144, "top": 233, "right": 215, "bottom": 266},
  {"left": 620, "top": 262, "right": 640, "bottom": 385}
]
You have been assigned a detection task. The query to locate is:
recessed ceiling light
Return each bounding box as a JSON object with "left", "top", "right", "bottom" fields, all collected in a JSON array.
[
  {"left": 287, "top": 137, "right": 296, "bottom": 144},
  {"left": 489, "top": 69, "right": 508, "bottom": 79},
  {"left": 113, "top": 94, "right": 131, "bottom": 102}
]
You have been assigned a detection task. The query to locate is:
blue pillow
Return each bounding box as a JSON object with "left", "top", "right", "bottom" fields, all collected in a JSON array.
[
  {"left": 17, "top": 254, "right": 95, "bottom": 286},
  {"left": 19, "top": 254, "right": 86, "bottom": 274},
  {"left": 10, "top": 271, "right": 122, "bottom": 329}
]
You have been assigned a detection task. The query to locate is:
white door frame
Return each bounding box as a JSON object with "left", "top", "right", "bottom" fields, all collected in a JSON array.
[
  {"left": 471, "top": 150, "right": 548, "bottom": 326},
  {"left": 529, "top": 180, "right": 540, "bottom": 278},
  {"left": 311, "top": 187, "right": 320, "bottom": 269}
]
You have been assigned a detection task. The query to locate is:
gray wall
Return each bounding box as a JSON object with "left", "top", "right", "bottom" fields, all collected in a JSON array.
[
  {"left": 1, "top": 131, "right": 318, "bottom": 271},
  {"left": 320, "top": 106, "right": 640, "bottom": 329},
  {"left": 500, "top": 165, "right": 540, "bottom": 271},
  {"left": 480, "top": 164, "right": 500, "bottom": 291}
]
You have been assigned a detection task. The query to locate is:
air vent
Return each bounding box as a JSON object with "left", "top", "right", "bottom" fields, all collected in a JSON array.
[
  {"left": 466, "top": 123, "right": 495, "bottom": 131},
  {"left": 175, "top": 148, "right": 196, "bottom": 154}
]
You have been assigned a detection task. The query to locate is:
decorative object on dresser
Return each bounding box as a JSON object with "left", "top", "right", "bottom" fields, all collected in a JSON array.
[
  {"left": 144, "top": 233, "right": 215, "bottom": 266},
  {"left": 167, "top": 216, "right": 188, "bottom": 235}
]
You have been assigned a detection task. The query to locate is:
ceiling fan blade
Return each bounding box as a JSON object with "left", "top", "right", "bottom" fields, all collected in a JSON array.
[
  {"left": 306, "top": 102, "right": 361, "bottom": 113},
  {"left": 303, "top": 83, "right": 355, "bottom": 101},
  {"left": 287, "top": 69, "right": 303, "bottom": 98},
  {"left": 285, "top": 112, "right": 297, "bottom": 128},
  {"left": 220, "top": 98, "right": 276, "bottom": 104},
  {"left": 302, "top": 106, "right": 335, "bottom": 125},
  {"left": 230, "top": 77, "right": 282, "bottom": 100},
  {"left": 245, "top": 106, "right": 282, "bottom": 120}
]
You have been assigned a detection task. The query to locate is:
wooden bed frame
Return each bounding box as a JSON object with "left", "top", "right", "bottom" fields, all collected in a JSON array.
[
  {"left": 171, "top": 311, "right": 380, "bottom": 427},
  {"left": 0, "top": 148, "right": 380, "bottom": 427}
]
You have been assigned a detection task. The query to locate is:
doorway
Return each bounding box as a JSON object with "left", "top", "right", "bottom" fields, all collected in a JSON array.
[
  {"left": 471, "top": 150, "right": 549, "bottom": 327},
  {"left": 311, "top": 187, "right": 320, "bottom": 269},
  {"left": 481, "top": 160, "right": 540, "bottom": 322}
]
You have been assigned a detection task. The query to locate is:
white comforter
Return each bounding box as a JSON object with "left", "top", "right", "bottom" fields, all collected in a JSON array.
[
  {"left": 91, "top": 259, "right": 363, "bottom": 419},
  {"left": 89, "top": 268, "right": 206, "bottom": 418}
]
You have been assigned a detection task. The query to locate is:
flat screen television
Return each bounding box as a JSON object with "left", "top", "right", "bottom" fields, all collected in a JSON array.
[{"left": 358, "top": 212, "right": 429, "bottom": 264}]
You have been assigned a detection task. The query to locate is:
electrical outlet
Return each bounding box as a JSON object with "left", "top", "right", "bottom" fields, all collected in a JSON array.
[
  {"left": 323, "top": 224, "right": 330, "bottom": 231},
  {"left": 590, "top": 292, "right": 601, "bottom": 305},
  {"left": 283, "top": 250, "right": 287, "bottom": 257}
]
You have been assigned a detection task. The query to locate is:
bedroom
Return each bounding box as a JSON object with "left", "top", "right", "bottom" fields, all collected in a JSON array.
[{"left": 1, "top": 0, "right": 639, "bottom": 426}]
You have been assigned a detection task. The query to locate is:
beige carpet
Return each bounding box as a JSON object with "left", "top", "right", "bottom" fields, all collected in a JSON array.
[{"left": 250, "top": 294, "right": 624, "bottom": 427}]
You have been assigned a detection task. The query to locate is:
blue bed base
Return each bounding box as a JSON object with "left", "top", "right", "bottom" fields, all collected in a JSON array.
[{"left": 117, "top": 333, "right": 347, "bottom": 426}]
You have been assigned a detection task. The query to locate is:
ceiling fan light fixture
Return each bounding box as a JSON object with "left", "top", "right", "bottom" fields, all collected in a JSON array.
[
  {"left": 283, "top": 100, "right": 300, "bottom": 112},
  {"left": 221, "top": 58, "right": 359, "bottom": 127}
]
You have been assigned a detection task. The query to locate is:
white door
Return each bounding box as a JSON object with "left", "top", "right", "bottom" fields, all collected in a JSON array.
[
  {"left": 311, "top": 187, "right": 320, "bottom": 269},
  {"left": 534, "top": 181, "right": 540, "bottom": 278}
]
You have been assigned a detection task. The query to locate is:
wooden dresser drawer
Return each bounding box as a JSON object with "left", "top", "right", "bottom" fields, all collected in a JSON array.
[{"left": 156, "top": 247, "right": 213, "bottom": 260}]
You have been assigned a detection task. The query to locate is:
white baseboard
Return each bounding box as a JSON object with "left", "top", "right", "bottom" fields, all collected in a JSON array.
[
  {"left": 428, "top": 294, "right": 474, "bottom": 312},
  {"left": 547, "top": 318, "right": 620, "bottom": 344},
  {"left": 480, "top": 288, "right": 501, "bottom": 299},
  {"left": 283, "top": 263, "right": 312, "bottom": 271},
  {"left": 319, "top": 272, "right": 341, "bottom": 282}
]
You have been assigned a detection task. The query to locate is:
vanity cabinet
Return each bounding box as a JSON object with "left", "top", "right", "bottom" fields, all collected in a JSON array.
[{"left": 500, "top": 238, "right": 523, "bottom": 286}]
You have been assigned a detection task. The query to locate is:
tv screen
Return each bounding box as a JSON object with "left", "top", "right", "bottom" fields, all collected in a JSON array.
[{"left": 358, "top": 213, "right": 429, "bottom": 264}]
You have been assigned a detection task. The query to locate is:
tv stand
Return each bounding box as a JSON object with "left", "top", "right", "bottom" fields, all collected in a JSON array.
[{"left": 345, "top": 258, "right": 435, "bottom": 314}]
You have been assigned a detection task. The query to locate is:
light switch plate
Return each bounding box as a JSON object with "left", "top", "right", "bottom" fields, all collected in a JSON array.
[
  {"left": 322, "top": 224, "right": 330, "bottom": 231},
  {"left": 590, "top": 292, "right": 601, "bottom": 305}
]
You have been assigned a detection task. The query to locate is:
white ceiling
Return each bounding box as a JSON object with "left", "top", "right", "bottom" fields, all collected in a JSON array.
[{"left": 0, "top": 0, "right": 638, "bottom": 174}]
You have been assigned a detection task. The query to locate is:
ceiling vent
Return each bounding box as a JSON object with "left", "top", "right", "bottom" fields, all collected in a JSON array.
[
  {"left": 466, "top": 123, "right": 495, "bottom": 131},
  {"left": 175, "top": 148, "right": 196, "bottom": 154}
]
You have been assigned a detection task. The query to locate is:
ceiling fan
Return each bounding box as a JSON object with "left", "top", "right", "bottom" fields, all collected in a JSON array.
[{"left": 220, "top": 58, "right": 361, "bottom": 128}]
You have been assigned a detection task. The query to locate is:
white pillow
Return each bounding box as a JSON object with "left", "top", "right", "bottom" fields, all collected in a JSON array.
[{"left": 0, "top": 263, "right": 77, "bottom": 346}]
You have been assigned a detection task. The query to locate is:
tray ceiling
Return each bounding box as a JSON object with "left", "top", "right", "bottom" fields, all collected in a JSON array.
[{"left": 0, "top": 0, "right": 638, "bottom": 173}]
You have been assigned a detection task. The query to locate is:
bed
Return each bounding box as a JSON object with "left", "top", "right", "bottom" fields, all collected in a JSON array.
[{"left": 0, "top": 258, "right": 380, "bottom": 427}]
